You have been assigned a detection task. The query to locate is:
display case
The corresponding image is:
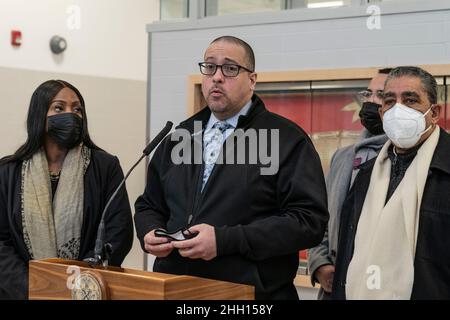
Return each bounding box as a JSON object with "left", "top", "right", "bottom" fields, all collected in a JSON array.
[{"left": 257, "top": 80, "right": 370, "bottom": 176}]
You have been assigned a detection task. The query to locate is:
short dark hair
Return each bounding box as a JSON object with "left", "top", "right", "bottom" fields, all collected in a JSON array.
[
  {"left": 378, "top": 68, "right": 393, "bottom": 75},
  {"left": 386, "top": 66, "right": 437, "bottom": 104},
  {"left": 210, "top": 36, "right": 255, "bottom": 72},
  {"left": 0, "top": 80, "right": 100, "bottom": 165}
]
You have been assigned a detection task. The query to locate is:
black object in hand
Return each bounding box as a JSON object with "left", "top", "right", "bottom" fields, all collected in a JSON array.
[{"left": 155, "top": 228, "right": 198, "bottom": 241}]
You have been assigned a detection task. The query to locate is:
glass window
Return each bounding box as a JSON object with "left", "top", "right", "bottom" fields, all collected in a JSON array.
[
  {"left": 160, "top": 0, "right": 189, "bottom": 20},
  {"left": 206, "top": 0, "right": 284, "bottom": 17},
  {"left": 256, "top": 80, "right": 368, "bottom": 175},
  {"left": 367, "top": 0, "right": 411, "bottom": 2},
  {"left": 291, "top": 0, "right": 351, "bottom": 9},
  {"left": 256, "top": 82, "right": 312, "bottom": 133}
]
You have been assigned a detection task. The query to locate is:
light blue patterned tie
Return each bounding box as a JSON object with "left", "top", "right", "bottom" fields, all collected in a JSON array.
[{"left": 202, "top": 121, "right": 233, "bottom": 191}]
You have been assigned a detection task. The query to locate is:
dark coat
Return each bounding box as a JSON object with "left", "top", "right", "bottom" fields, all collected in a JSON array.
[
  {"left": 333, "top": 128, "right": 450, "bottom": 300},
  {"left": 308, "top": 130, "right": 387, "bottom": 299},
  {"left": 0, "top": 149, "right": 134, "bottom": 299},
  {"left": 134, "top": 94, "right": 329, "bottom": 300}
]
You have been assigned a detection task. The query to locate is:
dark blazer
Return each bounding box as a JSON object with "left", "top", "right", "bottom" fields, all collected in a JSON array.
[
  {"left": 0, "top": 149, "right": 134, "bottom": 299},
  {"left": 333, "top": 128, "right": 450, "bottom": 300},
  {"left": 134, "top": 94, "right": 329, "bottom": 300}
]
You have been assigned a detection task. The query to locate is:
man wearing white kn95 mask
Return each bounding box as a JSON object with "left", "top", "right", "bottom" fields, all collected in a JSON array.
[{"left": 332, "top": 66, "right": 450, "bottom": 300}]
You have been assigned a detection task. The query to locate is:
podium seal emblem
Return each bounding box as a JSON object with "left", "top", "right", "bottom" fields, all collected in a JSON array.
[{"left": 71, "top": 271, "right": 108, "bottom": 300}]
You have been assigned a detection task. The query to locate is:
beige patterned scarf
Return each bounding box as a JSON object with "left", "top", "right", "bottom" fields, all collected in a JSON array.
[
  {"left": 346, "top": 126, "right": 439, "bottom": 300},
  {"left": 22, "top": 145, "right": 90, "bottom": 260}
]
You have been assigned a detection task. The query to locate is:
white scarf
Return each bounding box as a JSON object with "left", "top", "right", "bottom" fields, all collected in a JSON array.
[
  {"left": 346, "top": 126, "right": 440, "bottom": 299},
  {"left": 22, "top": 146, "right": 90, "bottom": 260}
]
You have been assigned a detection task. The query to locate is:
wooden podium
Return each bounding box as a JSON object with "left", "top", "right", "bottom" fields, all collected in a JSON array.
[{"left": 29, "top": 259, "right": 254, "bottom": 300}]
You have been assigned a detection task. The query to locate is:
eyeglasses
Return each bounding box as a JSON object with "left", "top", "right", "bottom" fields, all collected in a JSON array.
[
  {"left": 198, "top": 62, "right": 254, "bottom": 78},
  {"left": 357, "top": 89, "right": 384, "bottom": 102}
]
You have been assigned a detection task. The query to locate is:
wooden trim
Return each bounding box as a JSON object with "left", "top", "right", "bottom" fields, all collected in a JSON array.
[
  {"left": 187, "top": 75, "right": 205, "bottom": 116},
  {"left": 255, "top": 68, "right": 378, "bottom": 82},
  {"left": 187, "top": 64, "right": 450, "bottom": 115},
  {"left": 294, "top": 274, "right": 319, "bottom": 289},
  {"left": 418, "top": 64, "right": 450, "bottom": 76}
]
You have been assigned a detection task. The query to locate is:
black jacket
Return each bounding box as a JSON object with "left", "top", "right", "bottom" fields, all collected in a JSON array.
[
  {"left": 134, "top": 94, "right": 328, "bottom": 299},
  {"left": 333, "top": 128, "right": 450, "bottom": 300},
  {"left": 0, "top": 149, "right": 133, "bottom": 299}
]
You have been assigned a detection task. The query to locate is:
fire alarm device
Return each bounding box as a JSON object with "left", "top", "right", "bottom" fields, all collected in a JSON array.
[
  {"left": 11, "top": 30, "right": 22, "bottom": 47},
  {"left": 50, "top": 35, "right": 67, "bottom": 54}
]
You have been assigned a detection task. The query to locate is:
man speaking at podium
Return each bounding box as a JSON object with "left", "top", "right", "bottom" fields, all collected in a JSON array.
[{"left": 134, "top": 36, "right": 328, "bottom": 300}]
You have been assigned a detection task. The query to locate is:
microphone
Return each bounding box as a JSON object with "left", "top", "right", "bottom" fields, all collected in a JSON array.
[
  {"left": 143, "top": 121, "right": 174, "bottom": 156},
  {"left": 84, "top": 121, "right": 173, "bottom": 267}
]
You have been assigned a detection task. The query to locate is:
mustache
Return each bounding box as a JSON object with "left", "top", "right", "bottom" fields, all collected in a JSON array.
[{"left": 209, "top": 86, "right": 225, "bottom": 95}]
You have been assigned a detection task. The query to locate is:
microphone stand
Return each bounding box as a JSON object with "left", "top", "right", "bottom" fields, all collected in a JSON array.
[{"left": 84, "top": 121, "right": 173, "bottom": 268}]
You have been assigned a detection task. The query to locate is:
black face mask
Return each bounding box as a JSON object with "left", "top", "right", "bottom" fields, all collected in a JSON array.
[
  {"left": 47, "top": 113, "right": 83, "bottom": 149},
  {"left": 359, "top": 102, "right": 384, "bottom": 135}
]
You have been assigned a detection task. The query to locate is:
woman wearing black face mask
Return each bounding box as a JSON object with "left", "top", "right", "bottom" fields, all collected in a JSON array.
[{"left": 0, "top": 80, "right": 133, "bottom": 299}]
